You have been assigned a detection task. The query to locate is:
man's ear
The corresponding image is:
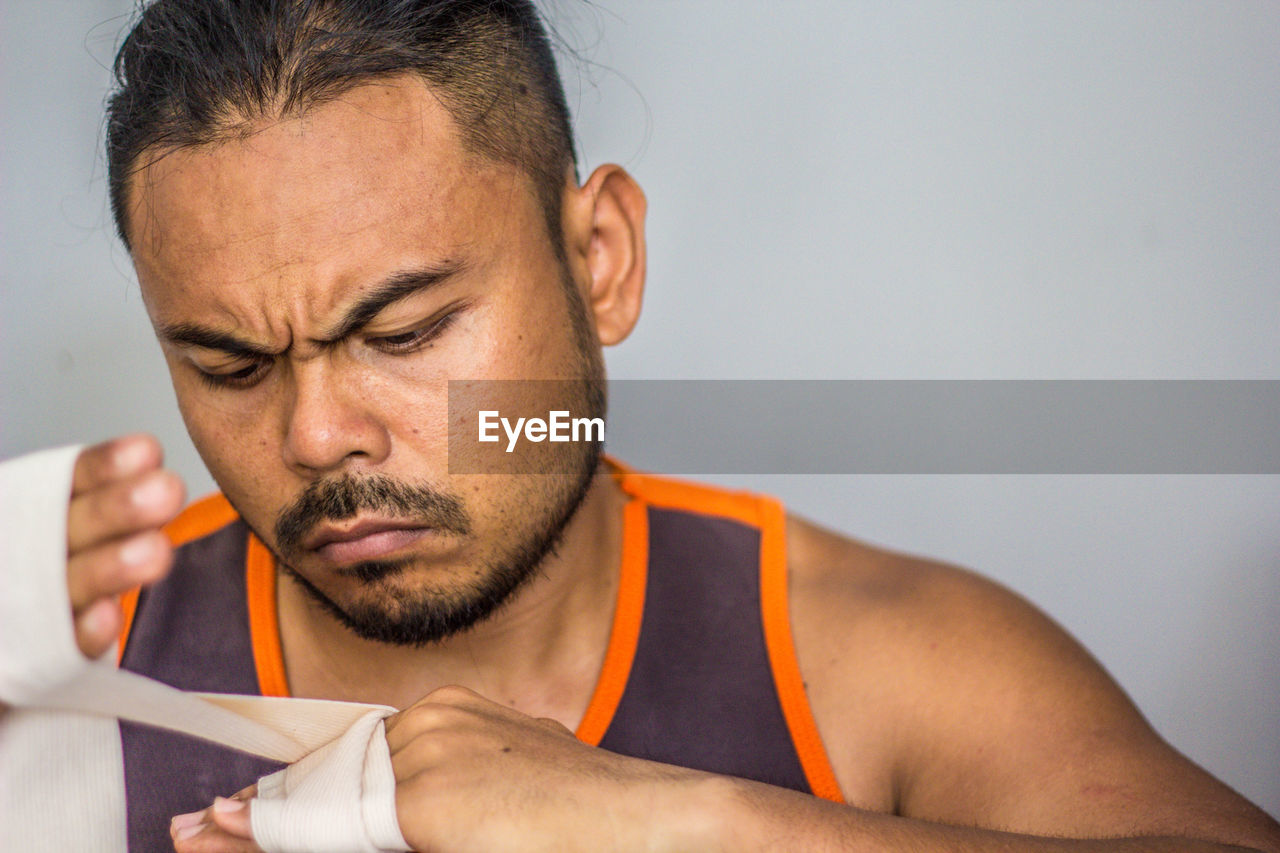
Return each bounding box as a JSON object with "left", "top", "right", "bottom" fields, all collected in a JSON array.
[{"left": 564, "top": 164, "right": 646, "bottom": 346}]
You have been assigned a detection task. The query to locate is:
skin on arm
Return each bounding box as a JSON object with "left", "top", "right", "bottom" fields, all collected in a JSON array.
[{"left": 783, "top": 515, "right": 1280, "bottom": 851}]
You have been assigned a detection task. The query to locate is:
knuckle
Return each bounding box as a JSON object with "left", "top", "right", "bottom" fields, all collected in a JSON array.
[
  {"left": 70, "top": 531, "right": 171, "bottom": 604},
  {"left": 132, "top": 470, "right": 184, "bottom": 512},
  {"left": 109, "top": 434, "right": 162, "bottom": 474},
  {"left": 69, "top": 470, "right": 183, "bottom": 551},
  {"left": 75, "top": 444, "right": 111, "bottom": 478},
  {"left": 391, "top": 734, "right": 449, "bottom": 782},
  {"left": 390, "top": 700, "right": 475, "bottom": 744},
  {"left": 120, "top": 530, "right": 172, "bottom": 575},
  {"left": 86, "top": 480, "right": 136, "bottom": 526},
  {"left": 388, "top": 705, "right": 441, "bottom": 744},
  {"left": 407, "top": 703, "right": 455, "bottom": 730},
  {"left": 74, "top": 599, "right": 120, "bottom": 657},
  {"left": 536, "top": 716, "right": 570, "bottom": 734},
  {"left": 74, "top": 435, "right": 162, "bottom": 493},
  {"left": 426, "top": 683, "right": 478, "bottom": 704},
  {"left": 113, "top": 471, "right": 180, "bottom": 525}
]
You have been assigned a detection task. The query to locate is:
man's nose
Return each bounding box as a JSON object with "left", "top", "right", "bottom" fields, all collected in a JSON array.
[{"left": 280, "top": 362, "right": 390, "bottom": 475}]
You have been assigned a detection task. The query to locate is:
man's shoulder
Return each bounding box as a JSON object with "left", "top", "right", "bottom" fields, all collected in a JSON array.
[
  {"left": 786, "top": 513, "right": 1119, "bottom": 721},
  {"left": 784, "top": 515, "right": 1160, "bottom": 816},
  {"left": 786, "top": 514, "right": 1064, "bottom": 651}
]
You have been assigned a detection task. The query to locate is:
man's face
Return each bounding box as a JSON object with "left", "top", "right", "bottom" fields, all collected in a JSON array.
[{"left": 128, "top": 76, "right": 603, "bottom": 644}]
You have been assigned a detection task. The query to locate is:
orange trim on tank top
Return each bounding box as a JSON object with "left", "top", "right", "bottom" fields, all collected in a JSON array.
[
  {"left": 116, "top": 588, "right": 141, "bottom": 666},
  {"left": 574, "top": 494, "right": 648, "bottom": 745},
  {"left": 246, "top": 533, "right": 289, "bottom": 697},
  {"left": 117, "top": 493, "right": 241, "bottom": 664},
  {"left": 611, "top": 465, "right": 845, "bottom": 803},
  {"left": 163, "top": 493, "right": 239, "bottom": 546},
  {"left": 758, "top": 500, "right": 844, "bottom": 802}
]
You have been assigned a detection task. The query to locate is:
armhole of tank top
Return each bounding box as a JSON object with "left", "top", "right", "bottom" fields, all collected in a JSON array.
[
  {"left": 575, "top": 493, "right": 648, "bottom": 746},
  {"left": 246, "top": 534, "right": 290, "bottom": 697},
  {"left": 758, "top": 497, "right": 845, "bottom": 803},
  {"left": 117, "top": 493, "right": 241, "bottom": 665}
]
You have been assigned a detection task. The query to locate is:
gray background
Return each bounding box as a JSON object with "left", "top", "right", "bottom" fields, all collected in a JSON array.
[{"left": 2, "top": 1, "right": 1277, "bottom": 816}]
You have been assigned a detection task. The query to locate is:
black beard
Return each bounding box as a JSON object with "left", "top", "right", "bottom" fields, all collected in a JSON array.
[{"left": 271, "top": 445, "right": 600, "bottom": 647}]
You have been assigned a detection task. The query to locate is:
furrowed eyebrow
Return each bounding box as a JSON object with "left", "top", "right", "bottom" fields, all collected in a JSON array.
[
  {"left": 155, "top": 260, "right": 466, "bottom": 357},
  {"left": 320, "top": 261, "right": 466, "bottom": 343},
  {"left": 158, "top": 324, "right": 278, "bottom": 358}
]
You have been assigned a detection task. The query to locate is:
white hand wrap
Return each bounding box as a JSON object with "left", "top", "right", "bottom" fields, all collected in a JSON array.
[{"left": 0, "top": 445, "right": 411, "bottom": 853}]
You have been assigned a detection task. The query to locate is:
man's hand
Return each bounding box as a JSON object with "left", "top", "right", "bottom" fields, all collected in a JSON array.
[
  {"left": 172, "top": 686, "right": 717, "bottom": 853},
  {"left": 67, "top": 434, "right": 183, "bottom": 658},
  {"left": 383, "top": 686, "right": 709, "bottom": 852}
]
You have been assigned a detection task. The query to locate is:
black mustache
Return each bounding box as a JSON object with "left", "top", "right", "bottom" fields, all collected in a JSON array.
[{"left": 275, "top": 474, "right": 471, "bottom": 557}]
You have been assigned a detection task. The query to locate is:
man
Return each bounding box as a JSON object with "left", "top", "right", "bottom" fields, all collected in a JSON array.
[{"left": 24, "top": 0, "right": 1280, "bottom": 850}]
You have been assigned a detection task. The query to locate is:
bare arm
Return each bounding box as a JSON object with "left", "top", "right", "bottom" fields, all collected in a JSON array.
[
  {"left": 693, "top": 776, "right": 1272, "bottom": 852},
  {"left": 782, "top": 517, "right": 1280, "bottom": 852}
]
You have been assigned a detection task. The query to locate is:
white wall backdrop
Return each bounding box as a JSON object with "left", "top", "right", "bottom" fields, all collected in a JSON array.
[{"left": 2, "top": 1, "right": 1277, "bottom": 817}]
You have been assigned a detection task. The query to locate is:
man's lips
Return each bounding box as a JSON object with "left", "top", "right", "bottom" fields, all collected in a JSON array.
[{"left": 303, "top": 520, "right": 433, "bottom": 564}]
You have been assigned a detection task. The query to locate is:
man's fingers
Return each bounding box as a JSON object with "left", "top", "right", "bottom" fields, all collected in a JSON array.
[
  {"left": 72, "top": 597, "right": 122, "bottom": 660},
  {"left": 64, "top": 438, "right": 181, "bottom": 660},
  {"left": 171, "top": 817, "right": 262, "bottom": 852},
  {"left": 71, "top": 434, "right": 162, "bottom": 497},
  {"left": 209, "top": 797, "right": 254, "bottom": 839},
  {"left": 66, "top": 530, "right": 172, "bottom": 613},
  {"left": 68, "top": 533, "right": 170, "bottom": 657},
  {"left": 171, "top": 798, "right": 259, "bottom": 853},
  {"left": 66, "top": 468, "right": 184, "bottom": 553}
]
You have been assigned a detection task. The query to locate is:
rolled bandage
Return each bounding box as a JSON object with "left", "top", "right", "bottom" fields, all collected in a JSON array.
[{"left": 0, "top": 445, "right": 410, "bottom": 853}]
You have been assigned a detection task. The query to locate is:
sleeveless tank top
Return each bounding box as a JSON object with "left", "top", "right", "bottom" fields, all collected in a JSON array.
[{"left": 117, "top": 464, "right": 842, "bottom": 850}]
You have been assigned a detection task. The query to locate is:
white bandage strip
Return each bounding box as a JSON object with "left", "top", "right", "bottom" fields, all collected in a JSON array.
[
  {"left": 0, "top": 446, "right": 411, "bottom": 853},
  {"left": 253, "top": 709, "right": 406, "bottom": 853}
]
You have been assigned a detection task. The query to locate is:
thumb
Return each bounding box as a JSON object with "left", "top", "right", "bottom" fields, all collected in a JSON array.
[{"left": 208, "top": 795, "right": 256, "bottom": 840}]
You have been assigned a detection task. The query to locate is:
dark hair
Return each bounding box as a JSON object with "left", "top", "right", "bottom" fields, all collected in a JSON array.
[{"left": 106, "top": 0, "right": 578, "bottom": 253}]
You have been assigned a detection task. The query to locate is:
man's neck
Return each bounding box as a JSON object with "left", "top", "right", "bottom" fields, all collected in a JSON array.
[{"left": 275, "top": 467, "right": 628, "bottom": 728}]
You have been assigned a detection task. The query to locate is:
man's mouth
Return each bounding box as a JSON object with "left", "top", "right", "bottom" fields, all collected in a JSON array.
[{"left": 303, "top": 519, "right": 432, "bottom": 564}]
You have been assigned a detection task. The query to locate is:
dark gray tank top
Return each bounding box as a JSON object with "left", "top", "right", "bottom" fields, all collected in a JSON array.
[{"left": 119, "top": 473, "right": 839, "bottom": 850}]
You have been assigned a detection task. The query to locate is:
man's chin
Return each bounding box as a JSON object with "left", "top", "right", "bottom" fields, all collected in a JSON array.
[
  {"left": 261, "top": 433, "right": 603, "bottom": 647},
  {"left": 279, "top": 557, "right": 539, "bottom": 647}
]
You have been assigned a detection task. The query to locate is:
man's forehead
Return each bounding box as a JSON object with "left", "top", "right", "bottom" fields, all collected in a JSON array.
[{"left": 127, "top": 76, "right": 519, "bottom": 293}]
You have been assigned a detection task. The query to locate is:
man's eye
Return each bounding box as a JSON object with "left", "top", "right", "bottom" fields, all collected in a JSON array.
[
  {"left": 368, "top": 312, "right": 457, "bottom": 354},
  {"left": 196, "top": 361, "right": 268, "bottom": 390}
]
